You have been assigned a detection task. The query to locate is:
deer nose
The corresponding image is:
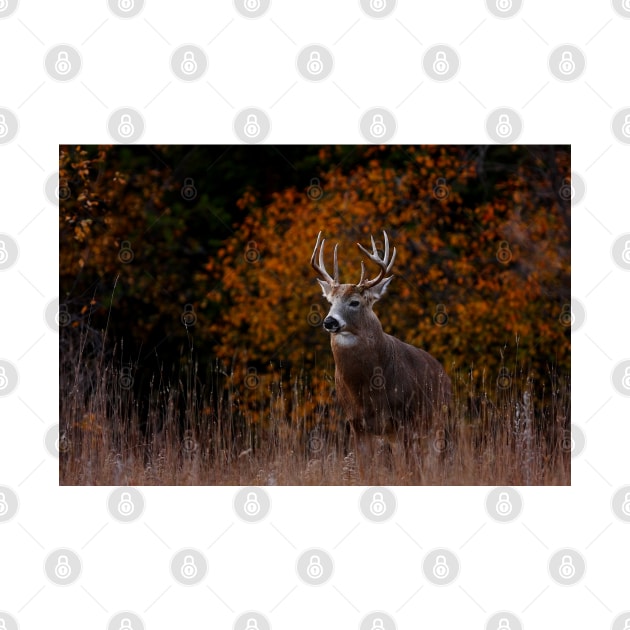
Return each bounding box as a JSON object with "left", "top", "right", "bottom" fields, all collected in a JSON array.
[{"left": 323, "top": 316, "right": 340, "bottom": 332}]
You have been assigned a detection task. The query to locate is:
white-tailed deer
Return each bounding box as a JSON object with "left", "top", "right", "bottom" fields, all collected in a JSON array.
[{"left": 311, "top": 230, "right": 452, "bottom": 455}]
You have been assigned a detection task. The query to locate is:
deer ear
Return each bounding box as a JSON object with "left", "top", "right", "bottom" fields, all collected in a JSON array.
[
  {"left": 317, "top": 279, "right": 334, "bottom": 302},
  {"left": 368, "top": 275, "right": 394, "bottom": 302}
]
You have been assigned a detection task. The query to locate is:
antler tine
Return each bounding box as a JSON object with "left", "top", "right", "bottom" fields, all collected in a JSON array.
[
  {"left": 356, "top": 230, "right": 397, "bottom": 289},
  {"left": 311, "top": 231, "right": 338, "bottom": 286},
  {"left": 358, "top": 261, "right": 366, "bottom": 286},
  {"left": 383, "top": 230, "right": 396, "bottom": 275},
  {"left": 317, "top": 235, "right": 326, "bottom": 270},
  {"left": 382, "top": 231, "right": 389, "bottom": 268}
]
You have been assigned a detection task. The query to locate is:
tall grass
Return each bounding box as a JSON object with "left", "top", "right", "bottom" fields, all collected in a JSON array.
[{"left": 60, "top": 327, "right": 570, "bottom": 486}]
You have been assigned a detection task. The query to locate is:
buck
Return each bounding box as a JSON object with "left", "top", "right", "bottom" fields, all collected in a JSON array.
[{"left": 311, "top": 230, "right": 452, "bottom": 453}]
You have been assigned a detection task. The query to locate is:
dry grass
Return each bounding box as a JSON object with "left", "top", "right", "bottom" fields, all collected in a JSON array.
[{"left": 60, "top": 329, "right": 570, "bottom": 486}]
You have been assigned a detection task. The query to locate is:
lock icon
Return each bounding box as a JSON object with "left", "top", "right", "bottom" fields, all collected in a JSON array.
[
  {"left": 244, "top": 114, "right": 261, "bottom": 138},
  {"left": 496, "top": 114, "right": 512, "bottom": 138},
  {"left": 308, "top": 304, "right": 323, "bottom": 326},
  {"left": 567, "top": 431, "right": 579, "bottom": 455},
  {"left": 181, "top": 304, "right": 196, "bottom": 327},
  {"left": 0, "top": 366, "right": 8, "bottom": 390},
  {"left": 118, "top": 114, "right": 134, "bottom": 138},
  {"left": 621, "top": 492, "right": 630, "bottom": 516},
  {"left": 371, "top": 619, "right": 385, "bottom": 630},
  {"left": 307, "top": 51, "right": 323, "bottom": 75},
  {"left": 58, "top": 178, "right": 71, "bottom": 200},
  {"left": 558, "top": 51, "right": 575, "bottom": 75},
  {"left": 559, "top": 176, "right": 574, "bottom": 201},
  {"left": 307, "top": 554, "right": 323, "bottom": 579},
  {"left": 433, "top": 428, "right": 447, "bottom": 452},
  {"left": 118, "top": 0, "right": 134, "bottom": 11},
  {"left": 119, "top": 366, "right": 133, "bottom": 390},
  {"left": 55, "top": 51, "right": 72, "bottom": 75},
  {"left": 622, "top": 114, "right": 630, "bottom": 138},
  {"left": 371, "top": 367, "right": 385, "bottom": 389},
  {"left": 119, "top": 241, "right": 134, "bottom": 262},
  {"left": 244, "top": 240, "right": 260, "bottom": 262},
  {"left": 621, "top": 240, "right": 630, "bottom": 264},
  {"left": 496, "top": 492, "right": 513, "bottom": 516},
  {"left": 622, "top": 367, "right": 630, "bottom": 390},
  {"left": 433, "top": 177, "right": 448, "bottom": 199},
  {"left": 369, "top": 492, "right": 387, "bottom": 516},
  {"left": 181, "top": 177, "right": 196, "bottom": 199},
  {"left": 433, "top": 304, "right": 448, "bottom": 326},
  {"left": 244, "top": 0, "right": 261, "bottom": 10},
  {"left": 0, "top": 114, "right": 8, "bottom": 137},
  {"left": 0, "top": 0, "right": 8, "bottom": 10},
  {"left": 369, "top": 0, "right": 386, "bottom": 11},
  {"left": 0, "top": 240, "right": 8, "bottom": 264},
  {"left": 0, "top": 492, "right": 8, "bottom": 515},
  {"left": 119, "top": 618, "right": 133, "bottom": 630},
  {"left": 497, "top": 367, "right": 511, "bottom": 389},
  {"left": 54, "top": 554, "right": 72, "bottom": 579},
  {"left": 558, "top": 554, "right": 575, "bottom": 579},
  {"left": 496, "top": 240, "right": 512, "bottom": 263},
  {"left": 245, "top": 620, "right": 260, "bottom": 630},
  {"left": 369, "top": 114, "right": 386, "bottom": 138},
  {"left": 245, "top": 367, "right": 259, "bottom": 389},
  {"left": 496, "top": 0, "right": 512, "bottom": 11},
  {"left": 559, "top": 303, "right": 574, "bottom": 327},
  {"left": 432, "top": 555, "right": 449, "bottom": 579},
  {"left": 497, "top": 619, "right": 511, "bottom": 630},
  {"left": 432, "top": 51, "right": 449, "bottom": 75},
  {"left": 308, "top": 178, "right": 323, "bottom": 200},
  {"left": 181, "top": 51, "right": 197, "bottom": 75},
  {"left": 181, "top": 555, "right": 198, "bottom": 579},
  {"left": 244, "top": 492, "right": 261, "bottom": 515},
  {"left": 118, "top": 491, "right": 135, "bottom": 516},
  {"left": 623, "top": 620, "right": 630, "bottom": 630}
]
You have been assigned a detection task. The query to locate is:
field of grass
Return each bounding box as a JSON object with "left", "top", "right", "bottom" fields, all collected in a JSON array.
[{"left": 60, "top": 329, "right": 570, "bottom": 486}]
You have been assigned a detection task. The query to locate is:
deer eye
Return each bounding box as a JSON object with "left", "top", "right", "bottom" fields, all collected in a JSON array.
[{"left": 349, "top": 300, "right": 360, "bottom": 307}]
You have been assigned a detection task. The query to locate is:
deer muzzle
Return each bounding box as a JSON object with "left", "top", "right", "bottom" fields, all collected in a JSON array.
[{"left": 323, "top": 315, "right": 341, "bottom": 333}]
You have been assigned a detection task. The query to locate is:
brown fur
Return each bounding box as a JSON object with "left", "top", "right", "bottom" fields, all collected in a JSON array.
[
  {"left": 311, "top": 231, "right": 452, "bottom": 458},
  {"left": 327, "top": 286, "right": 452, "bottom": 437}
]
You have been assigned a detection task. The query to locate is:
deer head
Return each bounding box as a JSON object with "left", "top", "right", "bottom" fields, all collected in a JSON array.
[{"left": 311, "top": 231, "right": 397, "bottom": 346}]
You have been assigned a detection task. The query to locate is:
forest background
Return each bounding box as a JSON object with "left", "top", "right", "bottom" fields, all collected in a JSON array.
[{"left": 59, "top": 144, "right": 571, "bottom": 485}]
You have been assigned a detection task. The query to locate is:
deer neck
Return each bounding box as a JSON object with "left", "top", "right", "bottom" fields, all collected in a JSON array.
[
  {"left": 330, "top": 319, "right": 387, "bottom": 359},
  {"left": 330, "top": 323, "right": 392, "bottom": 395}
]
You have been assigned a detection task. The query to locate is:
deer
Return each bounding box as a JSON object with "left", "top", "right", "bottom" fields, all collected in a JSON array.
[{"left": 311, "top": 230, "right": 452, "bottom": 462}]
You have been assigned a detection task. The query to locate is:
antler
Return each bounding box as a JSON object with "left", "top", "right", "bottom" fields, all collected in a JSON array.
[
  {"left": 311, "top": 231, "right": 339, "bottom": 286},
  {"left": 356, "top": 231, "right": 397, "bottom": 289}
]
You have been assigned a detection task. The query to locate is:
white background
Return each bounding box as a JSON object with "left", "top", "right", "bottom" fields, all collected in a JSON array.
[{"left": 1, "top": 1, "right": 629, "bottom": 628}]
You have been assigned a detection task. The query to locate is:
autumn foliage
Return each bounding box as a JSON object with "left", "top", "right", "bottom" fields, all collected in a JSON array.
[
  {"left": 204, "top": 146, "right": 570, "bottom": 408},
  {"left": 60, "top": 145, "right": 570, "bottom": 428}
]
